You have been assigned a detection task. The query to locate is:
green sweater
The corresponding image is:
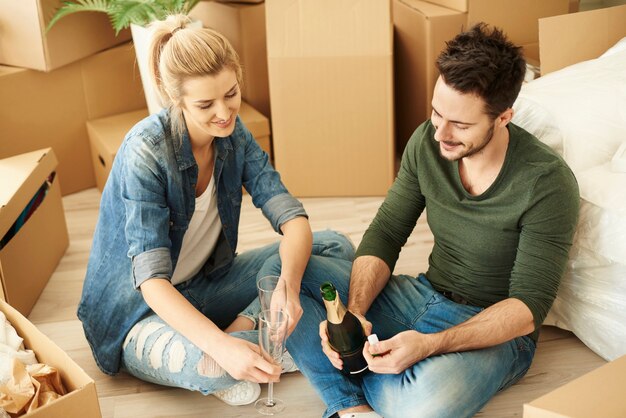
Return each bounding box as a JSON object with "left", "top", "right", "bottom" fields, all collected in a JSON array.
[{"left": 356, "top": 121, "right": 579, "bottom": 336}]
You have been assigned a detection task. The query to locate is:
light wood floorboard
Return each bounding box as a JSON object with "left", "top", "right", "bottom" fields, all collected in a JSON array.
[{"left": 28, "top": 188, "right": 605, "bottom": 417}]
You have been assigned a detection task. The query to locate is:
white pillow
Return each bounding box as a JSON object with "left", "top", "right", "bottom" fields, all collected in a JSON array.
[
  {"left": 514, "top": 39, "right": 626, "bottom": 362},
  {"left": 512, "top": 95, "right": 563, "bottom": 156},
  {"left": 513, "top": 43, "right": 626, "bottom": 175}
]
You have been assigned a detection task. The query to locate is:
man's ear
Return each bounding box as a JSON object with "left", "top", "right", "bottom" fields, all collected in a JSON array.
[{"left": 498, "top": 108, "right": 514, "bottom": 127}]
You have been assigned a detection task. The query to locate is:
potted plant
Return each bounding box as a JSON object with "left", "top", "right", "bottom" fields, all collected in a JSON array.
[{"left": 47, "top": 0, "right": 202, "bottom": 113}]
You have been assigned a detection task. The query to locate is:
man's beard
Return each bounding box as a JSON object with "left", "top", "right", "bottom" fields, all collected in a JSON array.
[{"left": 439, "top": 124, "right": 495, "bottom": 161}]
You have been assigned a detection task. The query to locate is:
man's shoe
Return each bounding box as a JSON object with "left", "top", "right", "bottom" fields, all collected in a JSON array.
[{"left": 212, "top": 381, "right": 261, "bottom": 406}]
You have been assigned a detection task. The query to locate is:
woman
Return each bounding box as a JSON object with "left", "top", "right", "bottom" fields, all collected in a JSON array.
[{"left": 78, "top": 14, "right": 354, "bottom": 406}]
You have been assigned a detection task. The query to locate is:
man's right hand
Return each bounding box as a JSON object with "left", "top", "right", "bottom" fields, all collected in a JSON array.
[
  {"left": 211, "top": 334, "right": 281, "bottom": 383},
  {"left": 319, "top": 313, "right": 373, "bottom": 370}
]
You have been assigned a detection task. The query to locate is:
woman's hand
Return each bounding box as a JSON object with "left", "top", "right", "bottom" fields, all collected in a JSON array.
[{"left": 210, "top": 334, "right": 281, "bottom": 383}]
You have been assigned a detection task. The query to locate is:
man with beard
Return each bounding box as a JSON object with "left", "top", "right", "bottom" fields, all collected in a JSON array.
[{"left": 284, "top": 23, "right": 580, "bottom": 418}]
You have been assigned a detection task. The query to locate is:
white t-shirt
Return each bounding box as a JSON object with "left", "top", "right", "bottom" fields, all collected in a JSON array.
[{"left": 170, "top": 175, "right": 222, "bottom": 285}]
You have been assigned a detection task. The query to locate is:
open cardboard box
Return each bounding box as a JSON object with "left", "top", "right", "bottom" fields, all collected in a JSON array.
[
  {"left": 524, "top": 355, "right": 626, "bottom": 417},
  {"left": 0, "top": 148, "right": 68, "bottom": 316},
  {"left": 0, "top": 299, "right": 101, "bottom": 417},
  {"left": 0, "top": 0, "right": 130, "bottom": 71}
]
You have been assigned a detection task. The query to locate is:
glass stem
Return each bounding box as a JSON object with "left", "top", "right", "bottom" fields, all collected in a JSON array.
[{"left": 267, "top": 382, "right": 275, "bottom": 406}]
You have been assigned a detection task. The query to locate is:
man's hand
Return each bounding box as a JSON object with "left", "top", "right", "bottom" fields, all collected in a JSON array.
[
  {"left": 364, "top": 330, "right": 436, "bottom": 374},
  {"left": 211, "top": 334, "right": 281, "bottom": 383},
  {"left": 318, "top": 313, "right": 372, "bottom": 370}
]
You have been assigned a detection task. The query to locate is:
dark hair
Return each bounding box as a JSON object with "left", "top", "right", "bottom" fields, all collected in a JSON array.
[{"left": 436, "top": 23, "right": 526, "bottom": 119}]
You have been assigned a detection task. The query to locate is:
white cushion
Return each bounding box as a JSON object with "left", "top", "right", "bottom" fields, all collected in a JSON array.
[{"left": 513, "top": 38, "right": 626, "bottom": 175}]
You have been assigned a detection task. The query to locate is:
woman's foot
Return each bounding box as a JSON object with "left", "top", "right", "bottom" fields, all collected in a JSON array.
[{"left": 212, "top": 381, "right": 261, "bottom": 406}]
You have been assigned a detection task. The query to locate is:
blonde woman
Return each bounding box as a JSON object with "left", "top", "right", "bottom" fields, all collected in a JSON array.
[{"left": 78, "top": 15, "right": 354, "bottom": 406}]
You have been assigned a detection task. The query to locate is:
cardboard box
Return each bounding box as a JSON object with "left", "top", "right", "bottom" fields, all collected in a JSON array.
[
  {"left": 393, "top": 0, "right": 569, "bottom": 152},
  {"left": 393, "top": 0, "right": 466, "bottom": 151},
  {"left": 267, "top": 0, "right": 395, "bottom": 197},
  {"left": 0, "top": 149, "right": 68, "bottom": 316},
  {"left": 87, "top": 109, "right": 149, "bottom": 192},
  {"left": 0, "top": 299, "right": 102, "bottom": 417},
  {"left": 0, "top": 43, "right": 146, "bottom": 195},
  {"left": 240, "top": 102, "right": 272, "bottom": 158},
  {"left": 424, "top": 0, "right": 469, "bottom": 12},
  {"left": 191, "top": 1, "right": 271, "bottom": 118},
  {"left": 523, "top": 355, "right": 626, "bottom": 417},
  {"left": 539, "top": 4, "right": 626, "bottom": 75},
  {"left": 0, "top": 0, "right": 130, "bottom": 71},
  {"left": 87, "top": 102, "right": 270, "bottom": 191}
]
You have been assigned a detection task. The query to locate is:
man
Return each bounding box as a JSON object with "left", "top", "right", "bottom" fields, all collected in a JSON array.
[{"left": 285, "top": 23, "right": 580, "bottom": 418}]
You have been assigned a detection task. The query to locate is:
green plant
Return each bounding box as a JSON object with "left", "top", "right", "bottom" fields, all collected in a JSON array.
[{"left": 47, "top": 0, "right": 201, "bottom": 34}]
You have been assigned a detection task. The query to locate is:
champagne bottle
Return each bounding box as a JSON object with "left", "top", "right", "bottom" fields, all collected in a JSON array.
[{"left": 320, "top": 281, "right": 368, "bottom": 376}]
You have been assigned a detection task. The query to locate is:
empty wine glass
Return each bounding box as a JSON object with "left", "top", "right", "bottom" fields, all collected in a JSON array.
[
  {"left": 255, "top": 309, "right": 289, "bottom": 415},
  {"left": 257, "top": 275, "right": 287, "bottom": 312}
]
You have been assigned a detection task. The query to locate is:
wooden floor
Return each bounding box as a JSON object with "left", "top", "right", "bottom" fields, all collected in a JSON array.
[{"left": 28, "top": 188, "right": 606, "bottom": 418}]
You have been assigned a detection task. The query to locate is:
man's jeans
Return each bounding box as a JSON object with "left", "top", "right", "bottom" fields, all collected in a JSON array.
[
  {"left": 285, "top": 259, "right": 536, "bottom": 418},
  {"left": 120, "top": 230, "right": 355, "bottom": 394}
]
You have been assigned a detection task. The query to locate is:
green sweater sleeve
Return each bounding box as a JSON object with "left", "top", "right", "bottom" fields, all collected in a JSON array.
[
  {"left": 509, "top": 163, "right": 580, "bottom": 330},
  {"left": 355, "top": 126, "right": 427, "bottom": 271}
]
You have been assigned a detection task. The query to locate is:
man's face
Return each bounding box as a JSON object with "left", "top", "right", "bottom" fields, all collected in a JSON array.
[
  {"left": 430, "top": 77, "right": 497, "bottom": 161},
  {"left": 180, "top": 69, "right": 241, "bottom": 141}
]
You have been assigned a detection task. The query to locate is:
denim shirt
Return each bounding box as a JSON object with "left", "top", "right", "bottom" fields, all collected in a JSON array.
[{"left": 78, "top": 109, "right": 307, "bottom": 375}]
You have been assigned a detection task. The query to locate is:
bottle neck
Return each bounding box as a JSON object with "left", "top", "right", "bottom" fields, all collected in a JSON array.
[{"left": 323, "top": 296, "right": 347, "bottom": 324}]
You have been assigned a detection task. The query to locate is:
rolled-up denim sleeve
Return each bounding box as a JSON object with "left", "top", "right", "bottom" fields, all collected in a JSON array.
[
  {"left": 261, "top": 193, "right": 308, "bottom": 234},
  {"left": 132, "top": 247, "right": 172, "bottom": 288}
]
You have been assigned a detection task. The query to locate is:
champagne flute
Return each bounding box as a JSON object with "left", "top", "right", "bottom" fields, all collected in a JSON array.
[
  {"left": 255, "top": 309, "right": 289, "bottom": 415},
  {"left": 257, "top": 275, "right": 287, "bottom": 312}
]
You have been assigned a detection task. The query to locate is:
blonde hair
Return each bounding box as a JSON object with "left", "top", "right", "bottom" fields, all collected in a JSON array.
[{"left": 148, "top": 14, "right": 243, "bottom": 141}]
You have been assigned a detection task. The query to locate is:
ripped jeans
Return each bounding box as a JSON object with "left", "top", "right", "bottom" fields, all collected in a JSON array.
[{"left": 120, "top": 230, "right": 355, "bottom": 394}]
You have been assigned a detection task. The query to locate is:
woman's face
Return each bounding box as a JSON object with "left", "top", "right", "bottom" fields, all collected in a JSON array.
[{"left": 180, "top": 69, "right": 241, "bottom": 143}]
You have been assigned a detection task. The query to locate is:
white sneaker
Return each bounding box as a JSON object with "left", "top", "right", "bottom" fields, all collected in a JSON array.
[
  {"left": 281, "top": 350, "right": 299, "bottom": 373},
  {"left": 212, "top": 381, "right": 261, "bottom": 406}
]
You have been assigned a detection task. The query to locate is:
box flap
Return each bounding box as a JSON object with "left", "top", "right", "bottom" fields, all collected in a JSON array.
[
  {"left": 399, "top": 0, "right": 465, "bottom": 18},
  {"left": 524, "top": 356, "right": 626, "bottom": 418},
  {"left": 422, "top": 0, "right": 467, "bottom": 12},
  {"left": 266, "top": 0, "right": 392, "bottom": 58},
  {"left": 400, "top": 0, "right": 467, "bottom": 18},
  {"left": 0, "top": 148, "right": 57, "bottom": 239},
  {"left": 539, "top": 4, "right": 626, "bottom": 75},
  {"left": 468, "top": 0, "right": 569, "bottom": 46},
  {"left": 240, "top": 101, "right": 270, "bottom": 138}
]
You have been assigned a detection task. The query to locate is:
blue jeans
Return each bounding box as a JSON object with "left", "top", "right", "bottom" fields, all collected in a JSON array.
[
  {"left": 286, "top": 263, "right": 536, "bottom": 418},
  {"left": 120, "top": 230, "right": 355, "bottom": 394}
]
